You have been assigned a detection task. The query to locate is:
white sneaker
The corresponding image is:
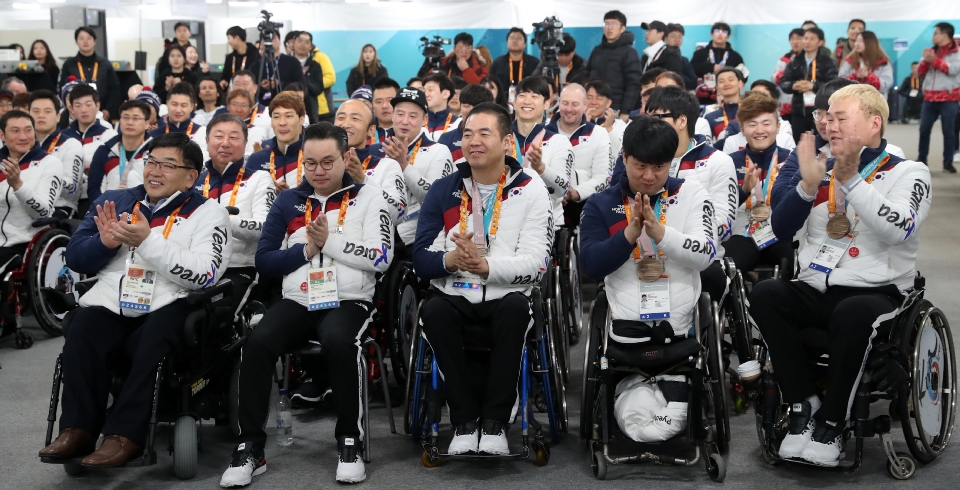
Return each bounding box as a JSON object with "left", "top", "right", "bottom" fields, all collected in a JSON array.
[
  {"left": 478, "top": 420, "right": 510, "bottom": 456},
  {"left": 220, "top": 442, "right": 266, "bottom": 488},
  {"left": 447, "top": 421, "right": 479, "bottom": 455},
  {"left": 336, "top": 437, "right": 366, "bottom": 483},
  {"left": 801, "top": 424, "right": 844, "bottom": 467},
  {"left": 954, "top": 151, "right": 960, "bottom": 163},
  {"left": 778, "top": 402, "right": 815, "bottom": 459}
]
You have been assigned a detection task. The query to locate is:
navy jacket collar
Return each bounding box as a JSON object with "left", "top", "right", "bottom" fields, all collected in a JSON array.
[
  {"left": 617, "top": 173, "right": 684, "bottom": 201},
  {"left": 744, "top": 144, "right": 778, "bottom": 169}
]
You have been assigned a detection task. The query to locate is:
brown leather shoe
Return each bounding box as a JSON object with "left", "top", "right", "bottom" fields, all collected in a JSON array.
[
  {"left": 80, "top": 435, "right": 143, "bottom": 467},
  {"left": 39, "top": 428, "right": 96, "bottom": 458}
]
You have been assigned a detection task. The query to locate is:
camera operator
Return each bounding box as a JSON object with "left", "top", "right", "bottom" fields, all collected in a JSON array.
[
  {"left": 533, "top": 33, "right": 586, "bottom": 86},
  {"left": 249, "top": 29, "right": 304, "bottom": 106},
  {"left": 418, "top": 33, "right": 488, "bottom": 84}
]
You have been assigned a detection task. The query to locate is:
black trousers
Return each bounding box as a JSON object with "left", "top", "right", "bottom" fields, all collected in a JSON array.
[
  {"left": 563, "top": 199, "right": 587, "bottom": 228},
  {"left": 220, "top": 267, "right": 261, "bottom": 319},
  {"left": 59, "top": 300, "right": 193, "bottom": 446},
  {"left": 236, "top": 299, "right": 373, "bottom": 448},
  {"left": 420, "top": 291, "right": 531, "bottom": 425},
  {"left": 791, "top": 110, "right": 815, "bottom": 143},
  {"left": 700, "top": 260, "right": 727, "bottom": 303},
  {"left": 749, "top": 280, "right": 901, "bottom": 425},
  {"left": 723, "top": 235, "right": 794, "bottom": 280}
]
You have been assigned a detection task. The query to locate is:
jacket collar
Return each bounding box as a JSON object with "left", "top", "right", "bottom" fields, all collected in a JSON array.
[
  {"left": 617, "top": 173, "right": 684, "bottom": 201},
  {"left": 271, "top": 135, "right": 303, "bottom": 157},
  {"left": 202, "top": 158, "right": 246, "bottom": 179},
  {"left": 70, "top": 118, "right": 107, "bottom": 138},
  {"left": 292, "top": 173, "right": 358, "bottom": 201},
  {"left": 512, "top": 120, "right": 546, "bottom": 141},
  {"left": 455, "top": 156, "right": 526, "bottom": 188},
  {"left": 162, "top": 117, "right": 197, "bottom": 133},
  {"left": 39, "top": 127, "right": 63, "bottom": 148},
  {"left": 0, "top": 143, "right": 43, "bottom": 163},
  {"left": 133, "top": 185, "right": 200, "bottom": 214},
  {"left": 545, "top": 113, "right": 588, "bottom": 136},
  {"left": 109, "top": 134, "right": 151, "bottom": 157},
  {"left": 856, "top": 140, "right": 890, "bottom": 170},
  {"left": 744, "top": 144, "right": 779, "bottom": 169}
]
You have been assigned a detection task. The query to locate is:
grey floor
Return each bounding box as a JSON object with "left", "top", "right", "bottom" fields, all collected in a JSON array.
[{"left": 2, "top": 122, "right": 958, "bottom": 489}]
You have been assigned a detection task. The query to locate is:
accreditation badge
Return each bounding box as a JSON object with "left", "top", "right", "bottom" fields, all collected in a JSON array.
[
  {"left": 119, "top": 265, "right": 156, "bottom": 312},
  {"left": 307, "top": 265, "right": 340, "bottom": 311}
]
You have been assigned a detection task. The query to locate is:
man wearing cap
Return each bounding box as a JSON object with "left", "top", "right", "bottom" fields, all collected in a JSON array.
[
  {"left": 60, "top": 27, "right": 121, "bottom": 122},
  {"left": 379, "top": 87, "right": 454, "bottom": 249},
  {"left": 640, "top": 21, "right": 684, "bottom": 76},
  {"left": 0, "top": 90, "right": 13, "bottom": 119},
  {"left": 135, "top": 88, "right": 162, "bottom": 132},
  {"left": 30, "top": 90, "right": 85, "bottom": 218}
]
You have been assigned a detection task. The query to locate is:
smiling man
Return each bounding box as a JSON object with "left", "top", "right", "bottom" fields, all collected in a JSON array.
[
  {"left": 29, "top": 90, "right": 84, "bottom": 218},
  {"left": 150, "top": 83, "right": 208, "bottom": 161},
  {"left": 248, "top": 92, "right": 306, "bottom": 192},
  {"left": 704, "top": 67, "right": 745, "bottom": 149},
  {"left": 41, "top": 132, "right": 230, "bottom": 468},
  {"left": 87, "top": 100, "right": 154, "bottom": 202}
]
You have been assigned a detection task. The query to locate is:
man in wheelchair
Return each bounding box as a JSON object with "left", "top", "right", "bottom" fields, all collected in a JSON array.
[
  {"left": 39, "top": 133, "right": 231, "bottom": 466},
  {"left": 412, "top": 102, "right": 553, "bottom": 456},
  {"left": 579, "top": 116, "right": 716, "bottom": 360},
  {"left": 221, "top": 123, "right": 393, "bottom": 486},
  {"left": 753, "top": 84, "right": 932, "bottom": 467},
  {"left": 0, "top": 110, "right": 65, "bottom": 331}
]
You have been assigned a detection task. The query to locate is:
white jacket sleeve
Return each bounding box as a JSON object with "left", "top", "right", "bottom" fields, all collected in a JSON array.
[
  {"left": 322, "top": 190, "right": 394, "bottom": 273},
  {"left": 843, "top": 162, "right": 931, "bottom": 245},
  {"left": 372, "top": 158, "right": 408, "bottom": 221},
  {"left": 538, "top": 137, "right": 573, "bottom": 202},
  {"left": 485, "top": 182, "right": 553, "bottom": 286},
  {"left": 403, "top": 145, "right": 453, "bottom": 202},
  {"left": 136, "top": 202, "right": 232, "bottom": 289},
  {"left": 60, "top": 139, "right": 84, "bottom": 199},
  {"left": 838, "top": 60, "right": 854, "bottom": 79},
  {"left": 575, "top": 129, "right": 612, "bottom": 201},
  {"left": 231, "top": 171, "right": 276, "bottom": 242},
  {"left": 657, "top": 182, "right": 716, "bottom": 272},
  {"left": 708, "top": 153, "right": 739, "bottom": 242},
  {"left": 13, "top": 155, "right": 62, "bottom": 220},
  {"left": 876, "top": 63, "right": 894, "bottom": 95},
  {"left": 695, "top": 118, "right": 713, "bottom": 145}
]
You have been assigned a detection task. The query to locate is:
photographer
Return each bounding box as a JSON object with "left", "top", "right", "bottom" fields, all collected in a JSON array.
[
  {"left": 533, "top": 33, "right": 586, "bottom": 86},
  {"left": 418, "top": 33, "right": 488, "bottom": 84},
  {"left": 249, "top": 29, "right": 304, "bottom": 106}
]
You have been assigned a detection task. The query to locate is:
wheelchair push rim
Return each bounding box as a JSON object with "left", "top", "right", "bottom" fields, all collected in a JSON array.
[
  {"left": 388, "top": 265, "right": 419, "bottom": 387},
  {"left": 30, "top": 229, "right": 80, "bottom": 337},
  {"left": 900, "top": 303, "right": 956, "bottom": 464}
]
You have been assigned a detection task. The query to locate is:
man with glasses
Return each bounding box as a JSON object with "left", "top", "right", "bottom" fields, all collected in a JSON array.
[
  {"left": 88, "top": 100, "right": 154, "bottom": 202},
  {"left": 216, "top": 71, "right": 274, "bottom": 140},
  {"left": 0, "top": 90, "right": 13, "bottom": 118},
  {"left": 221, "top": 123, "right": 393, "bottom": 486},
  {"left": 586, "top": 10, "right": 642, "bottom": 115},
  {"left": 691, "top": 22, "right": 747, "bottom": 105},
  {"left": 40, "top": 132, "right": 231, "bottom": 467},
  {"left": 833, "top": 19, "right": 866, "bottom": 67}
]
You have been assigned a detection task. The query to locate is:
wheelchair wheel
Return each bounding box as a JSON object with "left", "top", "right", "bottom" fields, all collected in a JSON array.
[
  {"left": 898, "top": 301, "right": 956, "bottom": 464},
  {"left": 549, "top": 267, "right": 570, "bottom": 383},
  {"left": 580, "top": 291, "right": 607, "bottom": 441},
  {"left": 705, "top": 300, "right": 730, "bottom": 454},
  {"left": 28, "top": 228, "right": 81, "bottom": 337},
  {"left": 173, "top": 415, "right": 198, "bottom": 480},
  {"left": 402, "top": 312, "right": 430, "bottom": 440},
  {"left": 533, "top": 287, "right": 565, "bottom": 441},
  {"left": 559, "top": 231, "right": 583, "bottom": 345},
  {"left": 386, "top": 263, "right": 419, "bottom": 388},
  {"left": 727, "top": 267, "right": 753, "bottom": 364}
]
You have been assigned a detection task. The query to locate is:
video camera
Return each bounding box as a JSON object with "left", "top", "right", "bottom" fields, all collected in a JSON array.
[
  {"left": 257, "top": 10, "right": 284, "bottom": 44},
  {"left": 532, "top": 16, "right": 565, "bottom": 82},
  {"left": 419, "top": 35, "right": 451, "bottom": 72}
]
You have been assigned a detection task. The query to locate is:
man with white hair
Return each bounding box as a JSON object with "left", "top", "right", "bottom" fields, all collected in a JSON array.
[{"left": 545, "top": 83, "right": 612, "bottom": 225}]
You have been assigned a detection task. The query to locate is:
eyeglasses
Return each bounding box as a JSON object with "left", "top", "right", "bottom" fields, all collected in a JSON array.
[
  {"left": 0, "top": 101, "right": 12, "bottom": 108},
  {"left": 713, "top": 29, "right": 730, "bottom": 35},
  {"left": 603, "top": 22, "right": 621, "bottom": 28},
  {"left": 303, "top": 155, "right": 341, "bottom": 171},
  {"left": 145, "top": 159, "right": 193, "bottom": 172},
  {"left": 650, "top": 112, "right": 679, "bottom": 120},
  {"left": 812, "top": 110, "right": 825, "bottom": 121},
  {"left": 120, "top": 115, "right": 145, "bottom": 123}
]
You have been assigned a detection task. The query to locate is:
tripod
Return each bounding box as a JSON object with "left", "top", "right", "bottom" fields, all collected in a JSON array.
[{"left": 256, "top": 33, "right": 282, "bottom": 105}]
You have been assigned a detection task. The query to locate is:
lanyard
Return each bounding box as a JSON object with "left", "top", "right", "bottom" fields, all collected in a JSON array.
[
  {"left": 203, "top": 166, "right": 246, "bottom": 206},
  {"left": 270, "top": 149, "right": 303, "bottom": 186},
  {"left": 408, "top": 138, "right": 423, "bottom": 166},
  {"left": 459, "top": 170, "right": 507, "bottom": 249},
  {"left": 118, "top": 148, "right": 130, "bottom": 185},
  {"left": 234, "top": 55, "right": 246, "bottom": 73},
  {"left": 305, "top": 193, "right": 351, "bottom": 241},
  {"left": 509, "top": 57, "right": 523, "bottom": 84},
  {"left": 45, "top": 133, "right": 61, "bottom": 153},
  {"left": 131, "top": 200, "right": 187, "bottom": 240},
  {"left": 78, "top": 61, "right": 98, "bottom": 81},
  {"left": 745, "top": 152, "right": 779, "bottom": 209},
  {"left": 623, "top": 191, "right": 668, "bottom": 259},
  {"left": 911, "top": 77, "right": 919, "bottom": 90},
  {"left": 511, "top": 130, "right": 543, "bottom": 165},
  {"left": 361, "top": 155, "right": 372, "bottom": 172},
  {"left": 721, "top": 104, "right": 734, "bottom": 130},
  {"left": 708, "top": 49, "right": 729, "bottom": 66},
  {"left": 809, "top": 58, "right": 817, "bottom": 82},
  {"left": 424, "top": 112, "right": 453, "bottom": 132},
  {"left": 828, "top": 151, "right": 889, "bottom": 215},
  {"left": 248, "top": 107, "right": 258, "bottom": 128},
  {"left": 166, "top": 121, "right": 194, "bottom": 135}
]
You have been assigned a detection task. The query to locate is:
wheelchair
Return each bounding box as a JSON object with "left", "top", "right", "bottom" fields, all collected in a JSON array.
[
  {"left": 538, "top": 226, "right": 583, "bottom": 389},
  {"left": 753, "top": 274, "right": 956, "bottom": 479},
  {"left": 581, "top": 287, "right": 729, "bottom": 482},
  {"left": 403, "top": 286, "right": 566, "bottom": 467},
  {"left": 1, "top": 217, "right": 84, "bottom": 349},
  {"left": 376, "top": 259, "right": 422, "bottom": 389},
  {"left": 39, "top": 279, "right": 256, "bottom": 480}
]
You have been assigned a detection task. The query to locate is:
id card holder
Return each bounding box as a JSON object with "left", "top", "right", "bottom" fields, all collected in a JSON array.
[
  {"left": 909, "top": 89, "right": 919, "bottom": 98},
  {"left": 748, "top": 221, "right": 779, "bottom": 250},
  {"left": 452, "top": 271, "right": 483, "bottom": 290},
  {"left": 803, "top": 91, "right": 816, "bottom": 107},
  {"left": 703, "top": 73, "right": 716, "bottom": 88},
  {"left": 307, "top": 265, "right": 340, "bottom": 310},
  {"left": 808, "top": 234, "right": 853, "bottom": 274},
  {"left": 638, "top": 275, "right": 671, "bottom": 321},
  {"left": 508, "top": 84, "right": 517, "bottom": 104},
  {"left": 119, "top": 265, "right": 157, "bottom": 312}
]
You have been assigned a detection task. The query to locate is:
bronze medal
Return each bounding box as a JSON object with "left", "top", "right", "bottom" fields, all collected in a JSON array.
[
  {"left": 751, "top": 203, "right": 771, "bottom": 222},
  {"left": 826, "top": 214, "right": 851, "bottom": 239},
  {"left": 636, "top": 257, "right": 663, "bottom": 282}
]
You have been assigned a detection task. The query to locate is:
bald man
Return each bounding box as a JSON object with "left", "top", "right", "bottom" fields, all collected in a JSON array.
[{"left": 545, "top": 83, "right": 613, "bottom": 225}]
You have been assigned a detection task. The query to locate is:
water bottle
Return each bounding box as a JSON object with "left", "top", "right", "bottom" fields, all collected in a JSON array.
[{"left": 276, "top": 389, "right": 293, "bottom": 446}]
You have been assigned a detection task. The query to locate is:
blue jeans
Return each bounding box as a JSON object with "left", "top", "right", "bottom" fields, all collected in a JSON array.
[{"left": 918, "top": 100, "right": 959, "bottom": 166}]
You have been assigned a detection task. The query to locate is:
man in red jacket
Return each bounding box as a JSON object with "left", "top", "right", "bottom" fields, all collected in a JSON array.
[{"left": 418, "top": 32, "right": 489, "bottom": 83}]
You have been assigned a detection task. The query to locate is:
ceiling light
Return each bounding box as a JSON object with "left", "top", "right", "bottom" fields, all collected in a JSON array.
[
  {"left": 206, "top": 0, "right": 223, "bottom": 4},
  {"left": 228, "top": 1, "right": 258, "bottom": 6},
  {"left": 13, "top": 2, "right": 41, "bottom": 8}
]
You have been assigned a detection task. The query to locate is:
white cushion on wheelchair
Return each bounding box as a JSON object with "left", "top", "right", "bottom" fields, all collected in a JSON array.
[{"left": 614, "top": 373, "right": 688, "bottom": 443}]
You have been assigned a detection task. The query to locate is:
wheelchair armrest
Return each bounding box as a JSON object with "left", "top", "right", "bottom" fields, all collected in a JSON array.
[
  {"left": 32, "top": 217, "right": 61, "bottom": 228},
  {"left": 75, "top": 278, "right": 98, "bottom": 297},
  {"left": 185, "top": 279, "right": 233, "bottom": 305},
  {"left": 41, "top": 287, "right": 78, "bottom": 314}
]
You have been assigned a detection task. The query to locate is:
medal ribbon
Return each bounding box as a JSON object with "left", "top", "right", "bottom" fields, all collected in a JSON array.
[
  {"left": 828, "top": 151, "right": 889, "bottom": 215},
  {"left": 78, "top": 61, "right": 98, "bottom": 81},
  {"left": 708, "top": 50, "right": 730, "bottom": 67},
  {"left": 623, "top": 190, "right": 669, "bottom": 260},
  {"left": 202, "top": 166, "right": 246, "bottom": 206},
  {"left": 131, "top": 200, "right": 187, "bottom": 240},
  {"left": 166, "top": 121, "right": 194, "bottom": 135},
  {"left": 303, "top": 193, "right": 351, "bottom": 243},
  {"left": 361, "top": 155, "right": 372, "bottom": 173},
  {"left": 745, "top": 152, "right": 779, "bottom": 209},
  {"left": 269, "top": 149, "right": 304, "bottom": 186},
  {"left": 408, "top": 138, "right": 423, "bottom": 166},
  {"left": 459, "top": 170, "right": 507, "bottom": 250},
  {"left": 810, "top": 58, "right": 817, "bottom": 83},
  {"left": 46, "top": 133, "right": 61, "bottom": 153}
]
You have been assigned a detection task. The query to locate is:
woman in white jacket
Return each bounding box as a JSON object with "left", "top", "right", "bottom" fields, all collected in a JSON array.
[{"left": 838, "top": 31, "right": 894, "bottom": 96}]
